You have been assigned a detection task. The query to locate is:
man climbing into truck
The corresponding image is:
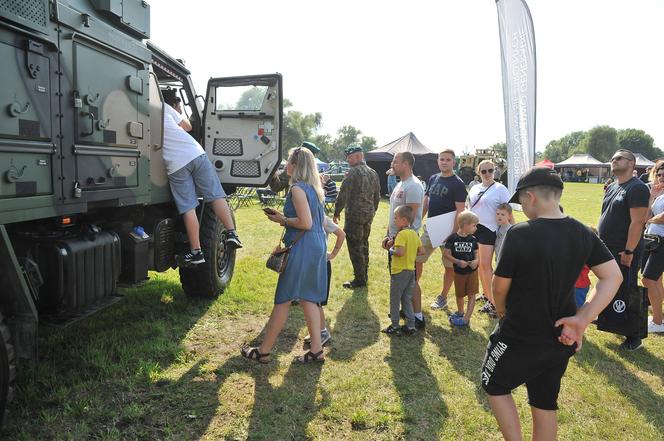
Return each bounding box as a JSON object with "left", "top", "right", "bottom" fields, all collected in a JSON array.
[{"left": 162, "top": 89, "right": 242, "bottom": 264}]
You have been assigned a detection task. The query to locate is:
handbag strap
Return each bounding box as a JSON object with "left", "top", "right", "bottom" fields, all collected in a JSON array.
[
  {"left": 279, "top": 228, "right": 305, "bottom": 249},
  {"left": 471, "top": 182, "right": 496, "bottom": 208}
]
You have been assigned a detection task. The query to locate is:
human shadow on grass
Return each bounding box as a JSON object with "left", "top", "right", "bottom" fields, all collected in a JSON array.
[
  {"left": 426, "top": 321, "right": 492, "bottom": 411},
  {"left": 214, "top": 309, "right": 328, "bottom": 441},
  {"left": 387, "top": 332, "right": 448, "bottom": 440},
  {"left": 3, "top": 277, "right": 216, "bottom": 439},
  {"left": 328, "top": 287, "right": 380, "bottom": 361},
  {"left": 576, "top": 339, "right": 664, "bottom": 433}
]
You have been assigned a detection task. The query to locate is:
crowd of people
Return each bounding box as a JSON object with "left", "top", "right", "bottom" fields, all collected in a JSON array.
[{"left": 160, "top": 105, "right": 660, "bottom": 439}]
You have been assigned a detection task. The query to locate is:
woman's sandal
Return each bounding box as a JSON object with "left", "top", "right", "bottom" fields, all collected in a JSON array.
[
  {"left": 241, "top": 346, "right": 271, "bottom": 364},
  {"left": 294, "top": 350, "right": 325, "bottom": 364}
]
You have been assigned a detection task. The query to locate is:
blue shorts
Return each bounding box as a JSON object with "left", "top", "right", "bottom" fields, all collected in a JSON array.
[{"left": 168, "top": 154, "right": 226, "bottom": 214}]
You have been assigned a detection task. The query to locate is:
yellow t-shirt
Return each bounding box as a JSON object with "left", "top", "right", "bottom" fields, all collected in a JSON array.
[{"left": 391, "top": 228, "right": 422, "bottom": 275}]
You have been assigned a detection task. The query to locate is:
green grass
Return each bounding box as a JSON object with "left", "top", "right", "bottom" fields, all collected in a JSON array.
[{"left": 4, "top": 183, "right": 664, "bottom": 440}]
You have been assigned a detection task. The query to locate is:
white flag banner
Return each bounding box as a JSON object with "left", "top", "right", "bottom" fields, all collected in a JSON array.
[{"left": 496, "top": 0, "right": 537, "bottom": 194}]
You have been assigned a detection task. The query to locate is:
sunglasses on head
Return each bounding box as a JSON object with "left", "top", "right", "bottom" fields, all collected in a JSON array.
[{"left": 480, "top": 168, "right": 494, "bottom": 174}]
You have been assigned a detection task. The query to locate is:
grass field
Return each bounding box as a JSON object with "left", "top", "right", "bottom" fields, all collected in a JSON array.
[{"left": 4, "top": 183, "right": 663, "bottom": 440}]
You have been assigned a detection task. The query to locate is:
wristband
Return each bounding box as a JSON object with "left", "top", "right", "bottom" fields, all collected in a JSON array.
[{"left": 623, "top": 249, "right": 633, "bottom": 255}]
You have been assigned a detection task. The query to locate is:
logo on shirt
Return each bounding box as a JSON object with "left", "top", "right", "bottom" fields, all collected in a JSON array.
[
  {"left": 455, "top": 242, "right": 473, "bottom": 253},
  {"left": 613, "top": 299, "right": 626, "bottom": 313}
]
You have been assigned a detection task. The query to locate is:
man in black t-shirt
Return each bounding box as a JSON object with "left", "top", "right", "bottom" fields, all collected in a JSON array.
[
  {"left": 598, "top": 149, "right": 650, "bottom": 351},
  {"left": 482, "top": 167, "right": 621, "bottom": 441},
  {"left": 419, "top": 149, "right": 467, "bottom": 313}
]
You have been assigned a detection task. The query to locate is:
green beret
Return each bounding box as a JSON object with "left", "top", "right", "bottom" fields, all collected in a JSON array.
[
  {"left": 301, "top": 141, "right": 320, "bottom": 154},
  {"left": 344, "top": 144, "right": 363, "bottom": 155}
]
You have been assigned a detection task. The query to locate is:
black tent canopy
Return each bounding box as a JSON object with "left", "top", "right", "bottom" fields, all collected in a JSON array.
[{"left": 365, "top": 132, "right": 439, "bottom": 195}]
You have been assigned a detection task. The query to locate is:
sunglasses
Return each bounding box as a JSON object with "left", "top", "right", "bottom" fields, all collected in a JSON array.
[{"left": 480, "top": 168, "right": 495, "bottom": 174}]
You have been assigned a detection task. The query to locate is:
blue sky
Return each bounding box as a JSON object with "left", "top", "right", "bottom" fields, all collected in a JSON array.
[{"left": 151, "top": 0, "right": 664, "bottom": 154}]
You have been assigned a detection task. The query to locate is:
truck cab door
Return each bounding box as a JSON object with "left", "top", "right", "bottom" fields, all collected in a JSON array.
[{"left": 202, "top": 74, "right": 282, "bottom": 187}]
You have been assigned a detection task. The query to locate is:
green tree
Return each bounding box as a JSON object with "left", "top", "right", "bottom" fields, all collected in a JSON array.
[
  {"left": 232, "top": 86, "right": 267, "bottom": 110},
  {"left": 543, "top": 131, "right": 586, "bottom": 163},
  {"left": 333, "top": 125, "right": 362, "bottom": 151},
  {"left": 489, "top": 142, "right": 507, "bottom": 159},
  {"left": 360, "top": 136, "right": 377, "bottom": 151},
  {"left": 578, "top": 125, "right": 618, "bottom": 162},
  {"left": 282, "top": 109, "right": 322, "bottom": 156},
  {"left": 618, "top": 128, "right": 662, "bottom": 160}
]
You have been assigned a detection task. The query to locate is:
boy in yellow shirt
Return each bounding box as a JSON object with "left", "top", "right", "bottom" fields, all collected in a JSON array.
[{"left": 383, "top": 205, "right": 424, "bottom": 336}]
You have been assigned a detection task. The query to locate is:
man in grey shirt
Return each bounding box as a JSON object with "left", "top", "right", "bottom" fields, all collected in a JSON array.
[{"left": 382, "top": 152, "right": 425, "bottom": 327}]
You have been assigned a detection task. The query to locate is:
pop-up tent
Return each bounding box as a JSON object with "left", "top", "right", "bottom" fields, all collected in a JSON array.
[
  {"left": 365, "top": 132, "right": 439, "bottom": 195},
  {"left": 555, "top": 153, "right": 609, "bottom": 183},
  {"left": 536, "top": 159, "right": 554, "bottom": 169}
]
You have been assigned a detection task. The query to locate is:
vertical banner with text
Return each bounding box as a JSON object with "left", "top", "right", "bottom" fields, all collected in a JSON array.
[{"left": 496, "top": 0, "right": 537, "bottom": 194}]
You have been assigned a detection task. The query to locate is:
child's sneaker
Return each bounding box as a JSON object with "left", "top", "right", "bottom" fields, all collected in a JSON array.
[
  {"left": 449, "top": 311, "right": 464, "bottom": 318},
  {"left": 414, "top": 316, "right": 426, "bottom": 329},
  {"left": 449, "top": 315, "right": 469, "bottom": 327},
  {"left": 400, "top": 325, "right": 417, "bottom": 336},
  {"left": 182, "top": 249, "right": 205, "bottom": 265},
  {"left": 479, "top": 302, "right": 494, "bottom": 314},
  {"left": 430, "top": 295, "right": 448, "bottom": 309},
  {"left": 224, "top": 230, "right": 243, "bottom": 249},
  {"left": 304, "top": 330, "right": 332, "bottom": 346},
  {"left": 476, "top": 294, "right": 488, "bottom": 303},
  {"left": 381, "top": 324, "right": 403, "bottom": 336}
]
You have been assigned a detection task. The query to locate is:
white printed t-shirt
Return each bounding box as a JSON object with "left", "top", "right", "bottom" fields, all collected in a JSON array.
[
  {"left": 162, "top": 104, "right": 205, "bottom": 175},
  {"left": 388, "top": 175, "right": 424, "bottom": 237},
  {"left": 467, "top": 182, "right": 511, "bottom": 232}
]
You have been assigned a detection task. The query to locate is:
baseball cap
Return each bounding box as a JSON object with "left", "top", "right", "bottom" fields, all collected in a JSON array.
[
  {"left": 344, "top": 144, "right": 363, "bottom": 156},
  {"left": 508, "top": 167, "right": 564, "bottom": 204}
]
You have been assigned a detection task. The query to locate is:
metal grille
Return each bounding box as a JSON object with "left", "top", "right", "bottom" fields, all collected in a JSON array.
[
  {"left": 213, "top": 138, "right": 243, "bottom": 156},
  {"left": 0, "top": 0, "right": 48, "bottom": 27},
  {"left": 231, "top": 160, "right": 261, "bottom": 178}
]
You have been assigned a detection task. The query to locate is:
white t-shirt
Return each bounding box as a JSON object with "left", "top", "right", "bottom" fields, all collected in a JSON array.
[
  {"left": 162, "top": 104, "right": 205, "bottom": 175},
  {"left": 388, "top": 175, "right": 425, "bottom": 237},
  {"left": 467, "top": 181, "right": 511, "bottom": 232},
  {"left": 647, "top": 194, "right": 664, "bottom": 236}
]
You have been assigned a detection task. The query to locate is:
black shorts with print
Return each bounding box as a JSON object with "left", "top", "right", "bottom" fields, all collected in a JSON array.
[{"left": 480, "top": 330, "right": 576, "bottom": 410}]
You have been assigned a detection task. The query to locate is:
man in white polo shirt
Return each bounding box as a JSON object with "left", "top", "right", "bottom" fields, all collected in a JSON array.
[
  {"left": 382, "top": 152, "right": 425, "bottom": 327},
  {"left": 162, "top": 90, "right": 241, "bottom": 265}
]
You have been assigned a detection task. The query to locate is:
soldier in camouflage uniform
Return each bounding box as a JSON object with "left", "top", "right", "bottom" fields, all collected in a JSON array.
[
  {"left": 269, "top": 141, "right": 320, "bottom": 193},
  {"left": 333, "top": 145, "right": 381, "bottom": 288}
]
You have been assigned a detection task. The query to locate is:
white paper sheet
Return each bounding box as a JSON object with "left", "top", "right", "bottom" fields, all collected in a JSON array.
[{"left": 425, "top": 211, "right": 457, "bottom": 248}]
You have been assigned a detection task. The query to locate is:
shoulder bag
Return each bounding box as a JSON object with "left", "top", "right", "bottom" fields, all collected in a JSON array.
[{"left": 266, "top": 228, "right": 305, "bottom": 273}]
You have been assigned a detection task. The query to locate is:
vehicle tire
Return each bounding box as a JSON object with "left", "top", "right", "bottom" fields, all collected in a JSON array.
[
  {"left": 179, "top": 205, "right": 236, "bottom": 299},
  {"left": 458, "top": 167, "right": 475, "bottom": 185},
  {"left": 0, "top": 312, "right": 16, "bottom": 426}
]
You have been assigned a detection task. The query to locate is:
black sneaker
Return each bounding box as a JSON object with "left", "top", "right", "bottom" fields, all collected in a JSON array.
[
  {"left": 183, "top": 249, "right": 205, "bottom": 265},
  {"left": 342, "top": 280, "right": 367, "bottom": 289},
  {"left": 382, "top": 325, "right": 402, "bottom": 336},
  {"left": 619, "top": 337, "right": 642, "bottom": 351},
  {"left": 414, "top": 316, "right": 426, "bottom": 329},
  {"left": 224, "top": 230, "right": 243, "bottom": 249},
  {"left": 400, "top": 325, "right": 417, "bottom": 336}
]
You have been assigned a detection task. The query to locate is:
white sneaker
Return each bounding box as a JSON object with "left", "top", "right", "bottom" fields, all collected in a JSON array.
[
  {"left": 430, "top": 295, "right": 448, "bottom": 310},
  {"left": 647, "top": 320, "right": 664, "bottom": 333}
]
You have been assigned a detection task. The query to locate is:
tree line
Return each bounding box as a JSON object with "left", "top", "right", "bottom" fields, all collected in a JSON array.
[
  {"left": 542, "top": 126, "right": 660, "bottom": 164},
  {"left": 282, "top": 100, "right": 376, "bottom": 162}
]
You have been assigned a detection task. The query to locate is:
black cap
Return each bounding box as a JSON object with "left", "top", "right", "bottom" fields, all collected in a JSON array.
[{"left": 508, "top": 167, "right": 564, "bottom": 204}]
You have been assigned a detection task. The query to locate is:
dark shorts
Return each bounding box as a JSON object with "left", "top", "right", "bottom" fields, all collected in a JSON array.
[
  {"left": 642, "top": 237, "right": 664, "bottom": 281},
  {"left": 481, "top": 331, "right": 575, "bottom": 410},
  {"left": 320, "top": 260, "right": 332, "bottom": 307},
  {"left": 475, "top": 223, "right": 497, "bottom": 246}
]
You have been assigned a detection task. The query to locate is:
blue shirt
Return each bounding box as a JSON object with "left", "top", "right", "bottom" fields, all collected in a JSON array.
[{"left": 425, "top": 174, "right": 467, "bottom": 218}]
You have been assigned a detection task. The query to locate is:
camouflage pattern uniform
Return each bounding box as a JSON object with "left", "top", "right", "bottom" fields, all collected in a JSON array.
[{"left": 334, "top": 161, "right": 381, "bottom": 285}]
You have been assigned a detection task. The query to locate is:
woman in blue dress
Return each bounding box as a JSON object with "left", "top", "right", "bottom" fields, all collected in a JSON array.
[{"left": 242, "top": 147, "right": 328, "bottom": 363}]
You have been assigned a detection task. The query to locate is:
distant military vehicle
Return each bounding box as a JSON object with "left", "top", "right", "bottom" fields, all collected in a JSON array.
[
  {"left": 0, "top": 0, "right": 283, "bottom": 421},
  {"left": 456, "top": 148, "right": 506, "bottom": 184}
]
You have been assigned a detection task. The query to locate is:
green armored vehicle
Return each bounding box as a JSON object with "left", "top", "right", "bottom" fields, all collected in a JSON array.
[{"left": 0, "top": 0, "right": 283, "bottom": 421}]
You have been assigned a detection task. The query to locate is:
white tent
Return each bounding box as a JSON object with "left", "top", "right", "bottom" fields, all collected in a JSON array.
[{"left": 555, "top": 153, "right": 609, "bottom": 183}]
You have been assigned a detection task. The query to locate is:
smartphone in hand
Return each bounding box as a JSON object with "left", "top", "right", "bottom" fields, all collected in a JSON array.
[{"left": 263, "top": 207, "right": 277, "bottom": 215}]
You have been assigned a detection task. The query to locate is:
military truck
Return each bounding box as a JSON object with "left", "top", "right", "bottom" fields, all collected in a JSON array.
[
  {"left": 0, "top": 0, "right": 283, "bottom": 421},
  {"left": 456, "top": 148, "right": 506, "bottom": 184}
]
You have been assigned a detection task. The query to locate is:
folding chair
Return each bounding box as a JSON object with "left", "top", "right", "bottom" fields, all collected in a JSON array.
[{"left": 256, "top": 188, "right": 277, "bottom": 206}]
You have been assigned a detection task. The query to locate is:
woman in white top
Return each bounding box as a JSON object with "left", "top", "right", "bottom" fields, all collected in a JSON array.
[
  {"left": 467, "top": 160, "right": 511, "bottom": 307},
  {"left": 642, "top": 162, "right": 664, "bottom": 333}
]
